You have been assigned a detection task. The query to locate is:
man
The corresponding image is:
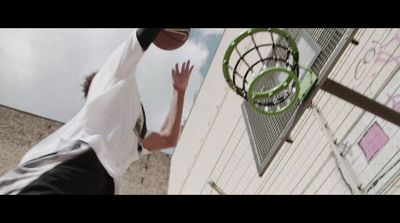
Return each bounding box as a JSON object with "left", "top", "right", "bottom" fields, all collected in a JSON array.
[{"left": 0, "top": 28, "right": 193, "bottom": 194}]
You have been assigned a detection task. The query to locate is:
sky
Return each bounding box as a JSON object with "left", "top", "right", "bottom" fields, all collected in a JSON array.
[{"left": 0, "top": 28, "right": 224, "bottom": 154}]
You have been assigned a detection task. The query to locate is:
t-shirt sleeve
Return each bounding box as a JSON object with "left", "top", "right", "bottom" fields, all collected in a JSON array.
[{"left": 86, "top": 32, "right": 144, "bottom": 101}]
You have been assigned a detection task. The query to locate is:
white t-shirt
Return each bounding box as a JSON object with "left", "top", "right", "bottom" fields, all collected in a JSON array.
[{"left": 18, "top": 32, "right": 147, "bottom": 193}]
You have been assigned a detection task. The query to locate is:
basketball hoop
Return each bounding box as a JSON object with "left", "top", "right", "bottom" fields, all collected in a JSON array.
[
  {"left": 247, "top": 67, "right": 300, "bottom": 115},
  {"left": 222, "top": 28, "right": 316, "bottom": 115}
]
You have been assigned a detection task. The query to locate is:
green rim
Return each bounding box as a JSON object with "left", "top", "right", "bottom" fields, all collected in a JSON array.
[
  {"left": 247, "top": 67, "right": 300, "bottom": 116},
  {"left": 222, "top": 28, "right": 299, "bottom": 96}
]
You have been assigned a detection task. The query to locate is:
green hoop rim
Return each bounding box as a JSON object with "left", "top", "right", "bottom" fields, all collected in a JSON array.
[
  {"left": 222, "top": 28, "right": 299, "bottom": 96},
  {"left": 247, "top": 67, "right": 300, "bottom": 116}
]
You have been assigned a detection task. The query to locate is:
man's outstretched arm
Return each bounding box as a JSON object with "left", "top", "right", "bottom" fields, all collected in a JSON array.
[{"left": 143, "top": 60, "right": 194, "bottom": 151}]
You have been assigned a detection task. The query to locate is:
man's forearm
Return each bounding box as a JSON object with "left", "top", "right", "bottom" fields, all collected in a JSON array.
[{"left": 160, "top": 89, "right": 185, "bottom": 146}]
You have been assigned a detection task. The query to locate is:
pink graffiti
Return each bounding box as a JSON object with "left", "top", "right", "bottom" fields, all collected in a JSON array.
[
  {"left": 386, "top": 93, "right": 400, "bottom": 112},
  {"left": 374, "top": 33, "right": 400, "bottom": 65},
  {"left": 351, "top": 32, "right": 400, "bottom": 90},
  {"left": 358, "top": 122, "right": 389, "bottom": 161}
]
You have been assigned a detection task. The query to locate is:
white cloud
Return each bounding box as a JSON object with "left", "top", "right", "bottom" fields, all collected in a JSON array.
[
  {"left": 0, "top": 29, "right": 37, "bottom": 85},
  {"left": 198, "top": 29, "right": 225, "bottom": 37}
]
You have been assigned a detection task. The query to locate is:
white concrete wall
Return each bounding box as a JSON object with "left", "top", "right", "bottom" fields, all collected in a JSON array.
[{"left": 168, "top": 29, "right": 400, "bottom": 194}]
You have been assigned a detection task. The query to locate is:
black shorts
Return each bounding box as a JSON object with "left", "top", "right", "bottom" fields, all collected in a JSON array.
[{"left": 18, "top": 149, "right": 114, "bottom": 195}]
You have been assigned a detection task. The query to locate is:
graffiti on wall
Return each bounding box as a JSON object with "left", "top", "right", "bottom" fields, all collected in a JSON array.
[
  {"left": 358, "top": 122, "right": 389, "bottom": 161},
  {"left": 352, "top": 31, "right": 400, "bottom": 90},
  {"left": 386, "top": 93, "right": 400, "bottom": 112}
]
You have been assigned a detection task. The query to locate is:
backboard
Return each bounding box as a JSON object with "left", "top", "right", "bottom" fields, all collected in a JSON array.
[{"left": 240, "top": 29, "right": 358, "bottom": 176}]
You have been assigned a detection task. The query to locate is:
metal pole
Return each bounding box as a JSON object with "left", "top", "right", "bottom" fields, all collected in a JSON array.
[
  {"left": 311, "top": 105, "right": 363, "bottom": 194},
  {"left": 321, "top": 78, "right": 400, "bottom": 127}
]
